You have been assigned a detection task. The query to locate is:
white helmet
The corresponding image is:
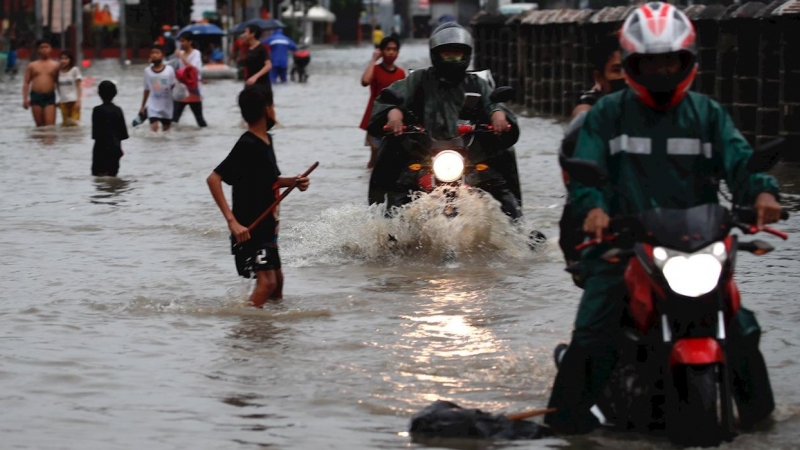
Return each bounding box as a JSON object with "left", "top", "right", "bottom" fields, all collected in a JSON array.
[{"left": 619, "top": 2, "right": 698, "bottom": 109}]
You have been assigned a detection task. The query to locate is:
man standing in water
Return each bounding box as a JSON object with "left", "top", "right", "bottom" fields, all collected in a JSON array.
[
  {"left": 23, "top": 40, "right": 60, "bottom": 127},
  {"left": 262, "top": 28, "right": 296, "bottom": 84},
  {"left": 359, "top": 36, "right": 405, "bottom": 168},
  {"left": 173, "top": 32, "right": 207, "bottom": 128},
  {"left": 207, "top": 84, "right": 310, "bottom": 308}
]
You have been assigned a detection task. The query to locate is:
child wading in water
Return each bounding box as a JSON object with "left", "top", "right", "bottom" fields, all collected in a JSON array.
[
  {"left": 207, "top": 84, "right": 310, "bottom": 307},
  {"left": 140, "top": 45, "right": 176, "bottom": 132},
  {"left": 91, "top": 81, "right": 129, "bottom": 176},
  {"left": 22, "top": 40, "right": 60, "bottom": 127},
  {"left": 57, "top": 51, "right": 82, "bottom": 126}
]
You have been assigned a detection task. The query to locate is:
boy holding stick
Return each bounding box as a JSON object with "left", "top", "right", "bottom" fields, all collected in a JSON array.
[{"left": 207, "top": 84, "right": 311, "bottom": 307}]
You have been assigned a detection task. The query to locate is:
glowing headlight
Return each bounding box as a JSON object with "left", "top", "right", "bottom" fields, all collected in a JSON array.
[
  {"left": 654, "top": 241, "right": 727, "bottom": 298},
  {"left": 432, "top": 150, "right": 465, "bottom": 183}
]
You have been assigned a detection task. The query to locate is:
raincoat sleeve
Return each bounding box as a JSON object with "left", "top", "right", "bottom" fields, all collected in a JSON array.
[
  {"left": 709, "top": 100, "right": 780, "bottom": 205},
  {"left": 476, "top": 77, "right": 519, "bottom": 148},
  {"left": 366, "top": 70, "right": 423, "bottom": 137},
  {"left": 568, "top": 103, "right": 612, "bottom": 218}
]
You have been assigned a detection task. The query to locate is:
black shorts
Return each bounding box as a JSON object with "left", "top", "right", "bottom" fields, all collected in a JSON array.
[
  {"left": 231, "top": 236, "right": 281, "bottom": 279},
  {"left": 149, "top": 117, "right": 172, "bottom": 125}
]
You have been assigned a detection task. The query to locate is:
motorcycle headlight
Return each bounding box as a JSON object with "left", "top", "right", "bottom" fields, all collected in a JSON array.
[
  {"left": 654, "top": 242, "right": 727, "bottom": 298},
  {"left": 432, "top": 150, "right": 465, "bottom": 183}
]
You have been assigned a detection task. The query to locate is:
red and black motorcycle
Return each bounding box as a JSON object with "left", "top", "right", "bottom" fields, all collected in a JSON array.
[{"left": 561, "top": 151, "right": 788, "bottom": 447}]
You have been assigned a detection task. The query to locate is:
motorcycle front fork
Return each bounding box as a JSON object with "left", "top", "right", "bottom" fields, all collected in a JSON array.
[{"left": 658, "top": 339, "right": 735, "bottom": 440}]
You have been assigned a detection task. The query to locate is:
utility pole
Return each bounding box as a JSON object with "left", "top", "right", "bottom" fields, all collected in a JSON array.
[
  {"left": 119, "top": 0, "right": 127, "bottom": 66},
  {"left": 487, "top": 0, "right": 499, "bottom": 15},
  {"left": 370, "top": 0, "right": 376, "bottom": 43},
  {"left": 75, "top": 0, "right": 83, "bottom": 65},
  {"left": 60, "top": 0, "right": 65, "bottom": 49},
  {"left": 35, "top": 0, "right": 43, "bottom": 40}
]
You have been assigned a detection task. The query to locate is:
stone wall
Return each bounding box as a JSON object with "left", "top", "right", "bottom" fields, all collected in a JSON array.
[{"left": 471, "top": 0, "right": 800, "bottom": 153}]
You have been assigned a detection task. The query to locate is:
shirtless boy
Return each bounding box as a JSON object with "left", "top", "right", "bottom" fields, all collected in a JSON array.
[{"left": 23, "top": 40, "right": 60, "bottom": 127}]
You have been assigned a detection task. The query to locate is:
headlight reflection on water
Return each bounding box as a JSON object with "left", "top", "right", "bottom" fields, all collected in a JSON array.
[{"left": 392, "top": 279, "right": 504, "bottom": 405}]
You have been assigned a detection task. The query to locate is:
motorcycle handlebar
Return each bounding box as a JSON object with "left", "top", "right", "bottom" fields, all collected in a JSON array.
[
  {"left": 734, "top": 207, "right": 790, "bottom": 224},
  {"left": 383, "top": 125, "right": 425, "bottom": 135},
  {"left": 574, "top": 208, "right": 791, "bottom": 252}
]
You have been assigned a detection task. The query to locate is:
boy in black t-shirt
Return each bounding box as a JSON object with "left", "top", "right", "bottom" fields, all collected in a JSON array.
[
  {"left": 207, "top": 84, "right": 309, "bottom": 307},
  {"left": 241, "top": 24, "right": 272, "bottom": 87},
  {"left": 91, "top": 80, "right": 129, "bottom": 176}
]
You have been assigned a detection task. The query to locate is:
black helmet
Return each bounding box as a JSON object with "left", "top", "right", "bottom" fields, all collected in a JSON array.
[{"left": 429, "top": 22, "right": 473, "bottom": 84}]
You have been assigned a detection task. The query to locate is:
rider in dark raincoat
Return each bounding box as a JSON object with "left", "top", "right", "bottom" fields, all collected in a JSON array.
[{"left": 367, "top": 23, "right": 523, "bottom": 219}]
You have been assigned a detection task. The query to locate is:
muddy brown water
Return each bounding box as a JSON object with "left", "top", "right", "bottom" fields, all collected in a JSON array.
[{"left": 1, "top": 43, "right": 799, "bottom": 449}]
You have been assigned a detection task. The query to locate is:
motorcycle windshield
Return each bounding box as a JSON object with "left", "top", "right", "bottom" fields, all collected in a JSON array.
[{"left": 636, "top": 203, "right": 730, "bottom": 253}]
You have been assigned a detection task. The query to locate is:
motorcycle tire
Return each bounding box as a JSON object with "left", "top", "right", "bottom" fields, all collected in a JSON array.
[{"left": 667, "top": 364, "right": 724, "bottom": 447}]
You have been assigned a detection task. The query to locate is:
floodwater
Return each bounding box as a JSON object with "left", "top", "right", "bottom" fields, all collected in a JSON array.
[{"left": 1, "top": 43, "right": 800, "bottom": 449}]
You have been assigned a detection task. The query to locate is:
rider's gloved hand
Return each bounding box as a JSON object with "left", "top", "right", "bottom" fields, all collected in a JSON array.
[
  {"left": 491, "top": 110, "right": 510, "bottom": 135},
  {"left": 387, "top": 108, "right": 404, "bottom": 136},
  {"left": 754, "top": 192, "right": 782, "bottom": 229},
  {"left": 583, "top": 208, "right": 611, "bottom": 243}
]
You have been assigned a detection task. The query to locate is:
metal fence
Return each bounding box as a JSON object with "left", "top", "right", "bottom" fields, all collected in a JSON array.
[{"left": 471, "top": 0, "right": 800, "bottom": 152}]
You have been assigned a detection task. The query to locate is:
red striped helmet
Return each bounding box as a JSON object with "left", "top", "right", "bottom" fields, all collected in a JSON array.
[{"left": 619, "top": 2, "right": 697, "bottom": 109}]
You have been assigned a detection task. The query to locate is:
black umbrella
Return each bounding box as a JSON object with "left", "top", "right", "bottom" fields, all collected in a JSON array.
[{"left": 231, "top": 18, "right": 286, "bottom": 35}]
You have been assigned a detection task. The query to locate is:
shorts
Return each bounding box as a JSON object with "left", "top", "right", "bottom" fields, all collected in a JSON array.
[
  {"left": 365, "top": 133, "right": 381, "bottom": 149},
  {"left": 59, "top": 102, "right": 81, "bottom": 124},
  {"left": 30, "top": 91, "right": 56, "bottom": 107},
  {"left": 149, "top": 117, "right": 172, "bottom": 125},
  {"left": 231, "top": 236, "right": 281, "bottom": 279}
]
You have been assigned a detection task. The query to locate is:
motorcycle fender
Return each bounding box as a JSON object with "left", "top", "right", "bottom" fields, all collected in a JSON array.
[
  {"left": 669, "top": 338, "right": 725, "bottom": 369},
  {"left": 419, "top": 173, "right": 434, "bottom": 192},
  {"left": 625, "top": 257, "right": 656, "bottom": 334}
]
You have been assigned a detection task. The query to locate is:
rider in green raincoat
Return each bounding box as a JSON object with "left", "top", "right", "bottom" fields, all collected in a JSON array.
[{"left": 546, "top": 3, "right": 783, "bottom": 434}]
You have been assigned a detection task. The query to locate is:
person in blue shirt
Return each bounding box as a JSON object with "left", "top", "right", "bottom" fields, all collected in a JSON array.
[{"left": 262, "top": 29, "right": 297, "bottom": 84}]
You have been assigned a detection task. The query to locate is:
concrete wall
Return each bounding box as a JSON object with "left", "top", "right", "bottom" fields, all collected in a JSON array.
[{"left": 471, "top": 0, "right": 800, "bottom": 154}]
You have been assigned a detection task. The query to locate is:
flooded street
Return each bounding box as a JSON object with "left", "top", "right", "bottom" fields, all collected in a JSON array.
[{"left": 1, "top": 43, "right": 800, "bottom": 449}]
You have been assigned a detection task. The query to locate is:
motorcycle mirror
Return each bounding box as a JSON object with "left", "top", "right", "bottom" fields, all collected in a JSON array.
[
  {"left": 489, "top": 86, "right": 515, "bottom": 104},
  {"left": 458, "top": 93, "right": 482, "bottom": 120},
  {"left": 559, "top": 156, "right": 609, "bottom": 188},
  {"left": 746, "top": 137, "right": 785, "bottom": 173},
  {"left": 738, "top": 240, "right": 775, "bottom": 256},
  {"left": 379, "top": 88, "right": 405, "bottom": 106}
]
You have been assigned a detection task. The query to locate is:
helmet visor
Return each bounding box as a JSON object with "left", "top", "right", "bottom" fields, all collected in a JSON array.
[{"left": 625, "top": 51, "right": 695, "bottom": 93}]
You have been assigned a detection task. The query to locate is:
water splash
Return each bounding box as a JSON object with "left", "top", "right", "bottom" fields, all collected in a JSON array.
[{"left": 282, "top": 185, "right": 546, "bottom": 267}]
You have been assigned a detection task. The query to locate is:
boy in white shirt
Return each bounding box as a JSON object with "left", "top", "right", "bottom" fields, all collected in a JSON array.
[
  {"left": 57, "top": 50, "right": 82, "bottom": 126},
  {"left": 172, "top": 32, "right": 207, "bottom": 127},
  {"left": 139, "top": 45, "right": 176, "bottom": 132}
]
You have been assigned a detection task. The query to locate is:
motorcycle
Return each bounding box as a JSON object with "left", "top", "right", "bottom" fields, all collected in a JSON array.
[
  {"left": 368, "top": 86, "right": 524, "bottom": 221},
  {"left": 560, "top": 142, "right": 788, "bottom": 447}
]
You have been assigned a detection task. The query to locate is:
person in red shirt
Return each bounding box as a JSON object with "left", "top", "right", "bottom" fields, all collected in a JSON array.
[{"left": 360, "top": 36, "right": 405, "bottom": 168}]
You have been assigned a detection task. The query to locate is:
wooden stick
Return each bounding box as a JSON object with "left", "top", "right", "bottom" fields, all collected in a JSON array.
[
  {"left": 246, "top": 162, "right": 319, "bottom": 232},
  {"left": 506, "top": 408, "right": 557, "bottom": 421}
]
